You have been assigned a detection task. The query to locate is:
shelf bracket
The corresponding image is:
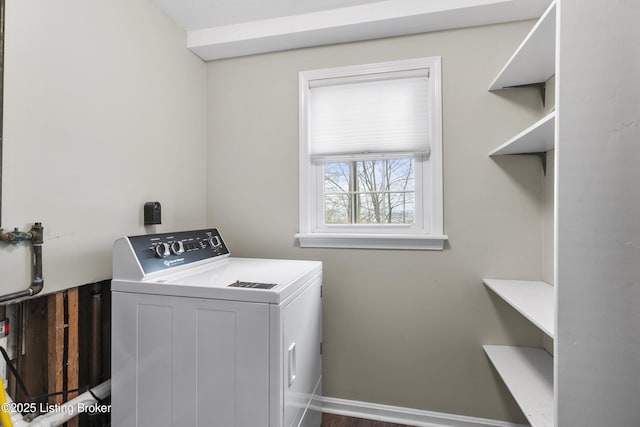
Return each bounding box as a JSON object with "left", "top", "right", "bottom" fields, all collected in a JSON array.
[
  {"left": 505, "top": 82, "right": 546, "bottom": 107},
  {"left": 503, "top": 152, "right": 547, "bottom": 175},
  {"left": 533, "top": 151, "right": 547, "bottom": 175}
]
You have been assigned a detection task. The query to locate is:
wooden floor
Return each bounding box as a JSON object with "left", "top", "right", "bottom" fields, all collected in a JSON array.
[{"left": 322, "top": 413, "right": 411, "bottom": 427}]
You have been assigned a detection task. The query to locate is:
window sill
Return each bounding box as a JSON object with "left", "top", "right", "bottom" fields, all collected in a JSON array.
[{"left": 295, "top": 233, "right": 448, "bottom": 250}]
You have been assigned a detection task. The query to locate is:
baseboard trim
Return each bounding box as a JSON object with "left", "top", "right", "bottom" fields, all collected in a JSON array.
[{"left": 319, "top": 396, "right": 527, "bottom": 427}]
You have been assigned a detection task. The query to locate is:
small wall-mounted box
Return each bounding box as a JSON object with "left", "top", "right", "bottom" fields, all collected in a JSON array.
[{"left": 144, "top": 202, "right": 161, "bottom": 225}]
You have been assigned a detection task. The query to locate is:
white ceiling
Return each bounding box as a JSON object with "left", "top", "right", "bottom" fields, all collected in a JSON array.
[
  {"left": 153, "top": 0, "right": 388, "bottom": 30},
  {"left": 151, "top": 0, "right": 552, "bottom": 61}
]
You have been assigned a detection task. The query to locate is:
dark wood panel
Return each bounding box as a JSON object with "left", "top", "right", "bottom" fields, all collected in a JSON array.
[
  {"left": 322, "top": 413, "right": 412, "bottom": 427},
  {"left": 6, "top": 282, "right": 111, "bottom": 427},
  {"left": 12, "top": 295, "right": 49, "bottom": 402}
]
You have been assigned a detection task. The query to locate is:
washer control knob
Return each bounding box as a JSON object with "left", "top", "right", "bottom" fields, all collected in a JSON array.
[
  {"left": 171, "top": 241, "right": 185, "bottom": 256},
  {"left": 154, "top": 242, "right": 170, "bottom": 258},
  {"left": 208, "top": 236, "right": 221, "bottom": 248}
]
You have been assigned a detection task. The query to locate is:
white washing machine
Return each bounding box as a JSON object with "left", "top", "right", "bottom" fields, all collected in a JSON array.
[{"left": 111, "top": 229, "right": 322, "bottom": 427}]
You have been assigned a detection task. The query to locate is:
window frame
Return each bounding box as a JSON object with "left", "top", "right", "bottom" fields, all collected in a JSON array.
[{"left": 296, "top": 57, "right": 446, "bottom": 250}]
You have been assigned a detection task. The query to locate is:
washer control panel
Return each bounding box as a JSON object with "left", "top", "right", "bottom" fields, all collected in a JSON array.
[
  {"left": 127, "top": 229, "right": 230, "bottom": 274},
  {"left": 228, "top": 280, "right": 277, "bottom": 290}
]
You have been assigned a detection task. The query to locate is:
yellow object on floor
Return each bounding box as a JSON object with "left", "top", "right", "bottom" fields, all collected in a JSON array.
[{"left": 0, "top": 384, "right": 14, "bottom": 427}]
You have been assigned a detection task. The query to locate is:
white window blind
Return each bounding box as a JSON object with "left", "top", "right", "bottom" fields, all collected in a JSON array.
[{"left": 308, "top": 69, "right": 431, "bottom": 158}]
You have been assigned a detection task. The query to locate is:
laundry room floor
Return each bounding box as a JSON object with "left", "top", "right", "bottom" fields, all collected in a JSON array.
[{"left": 322, "top": 413, "right": 411, "bottom": 427}]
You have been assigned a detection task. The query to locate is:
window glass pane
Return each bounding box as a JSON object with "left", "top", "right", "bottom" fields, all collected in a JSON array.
[
  {"left": 324, "top": 194, "right": 351, "bottom": 224},
  {"left": 356, "top": 160, "right": 383, "bottom": 192},
  {"left": 356, "top": 159, "right": 414, "bottom": 192},
  {"left": 357, "top": 193, "right": 379, "bottom": 223},
  {"left": 387, "top": 159, "right": 415, "bottom": 191},
  {"left": 357, "top": 192, "right": 414, "bottom": 224},
  {"left": 324, "top": 162, "right": 351, "bottom": 193},
  {"left": 387, "top": 191, "right": 415, "bottom": 223}
]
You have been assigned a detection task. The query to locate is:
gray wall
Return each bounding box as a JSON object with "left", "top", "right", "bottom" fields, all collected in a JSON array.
[
  {"left": 206, "top": 21, "right": 548, "bottom": 421},
  {"left": 1, "top": 0, "right": 207, "bottom": 294}
]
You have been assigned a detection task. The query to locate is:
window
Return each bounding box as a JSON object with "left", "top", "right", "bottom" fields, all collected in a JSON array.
[
  {"left": 323, "top": 158, "right": 415, "bottom": 225},
  {"left": 296, "top": 57, "right": 446, "bottom": 250}
]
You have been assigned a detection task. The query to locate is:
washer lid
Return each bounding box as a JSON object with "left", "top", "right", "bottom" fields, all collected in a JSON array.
[{"left": 112, "top": 257, "right": 322, "bottom": 304}]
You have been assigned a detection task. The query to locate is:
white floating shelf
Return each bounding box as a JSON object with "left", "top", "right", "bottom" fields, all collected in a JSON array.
[
  {"left": 484, "top": 345, "right": 554, "bottom": 427},
  {"left": 483, "top": 278, "right": 554, "bottom": 337},
  {"left": 489, "top": 111, "right": 555, "bottom": 156},
  {"left": 489, "top": 1, "right": 556, "bottom": 91}
]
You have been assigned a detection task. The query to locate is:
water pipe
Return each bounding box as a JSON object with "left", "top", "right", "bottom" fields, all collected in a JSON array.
[
  {"left": 0, "top": 223, "right": 44, "bottom": 304},
  {"left": 0, "top": 380, "right": 110, "bottom": 427},
  {"left": 29, "top": 380, "right": 111, "bottom": 427}
]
